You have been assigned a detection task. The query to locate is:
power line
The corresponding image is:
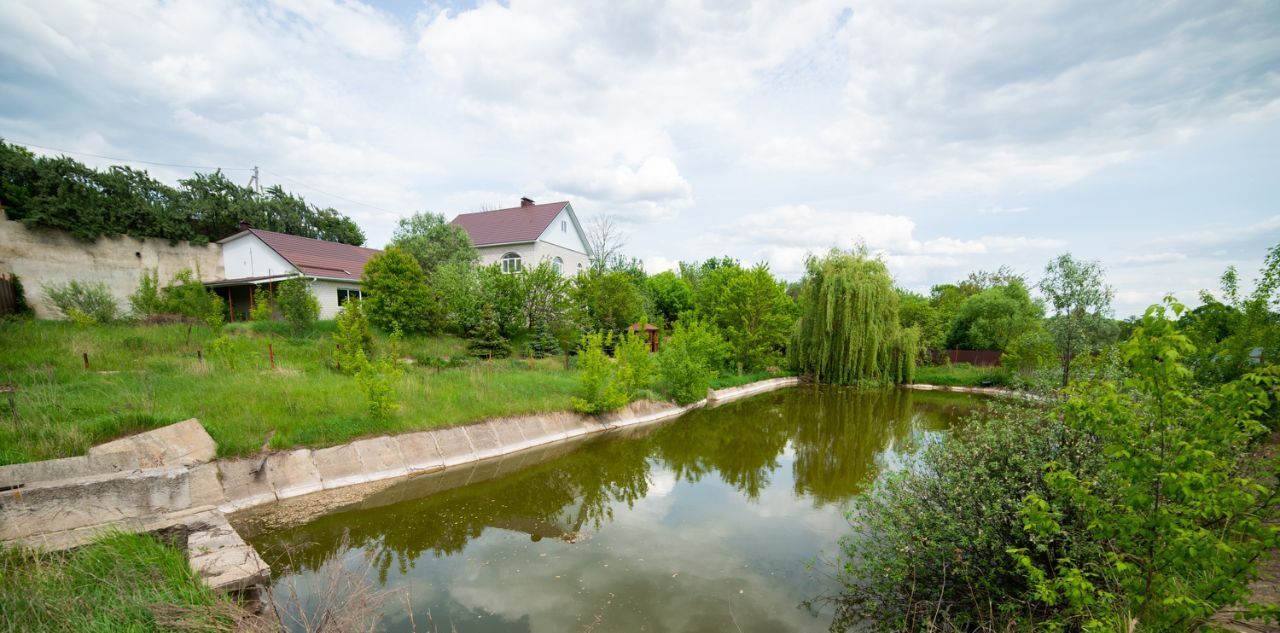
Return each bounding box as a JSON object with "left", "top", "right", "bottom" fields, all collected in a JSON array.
[
  {"left": 260, "top": 168, "right": 401, "bottom": 215},
  {"left": 4, "top": 139, "right": 254, "bottom": 171}
]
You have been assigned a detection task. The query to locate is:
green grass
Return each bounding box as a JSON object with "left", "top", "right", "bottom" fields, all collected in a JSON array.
[
  {"left": 0, "top": 320, "right": 580, "bottom": 465},
  {"left": 0, "top": 532, "right": 240, "bottom": 633},
  {"left": 911, "top": 363, "right": 1012, "bottom": 388}
]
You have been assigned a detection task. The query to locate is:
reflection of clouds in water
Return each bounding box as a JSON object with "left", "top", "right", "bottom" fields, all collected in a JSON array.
[{"left": 646, "top": 469, "right": 677, "bottom": 498}]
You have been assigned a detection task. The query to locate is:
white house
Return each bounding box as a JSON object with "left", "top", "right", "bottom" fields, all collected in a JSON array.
[
  {"left": 206, "top": 227, "right": 381, "bottom": 320},
  {"left": 450, "top": 198, "right": 592, "bottom": 276}
]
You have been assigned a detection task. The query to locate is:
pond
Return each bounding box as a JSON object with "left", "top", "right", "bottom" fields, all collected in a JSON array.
[{"left": 239, "top": 386, "right": 984, "bottom": 633}]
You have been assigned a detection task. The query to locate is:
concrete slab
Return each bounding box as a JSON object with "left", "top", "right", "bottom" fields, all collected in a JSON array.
[
  {"left": 431, "top": 427, "right": 476, "bottom": 468},
  {"left": 464, "top": 423, "right": 504, "bottom": 461},
  {"left": 312, "top": 443, "right": 365, "bottom": 490},
  {"left": 352, "top": 437, "right": 409, "bottom": 482},
  {"left": 0, "top": 467, "right": 191, "bottom": 540},
  {"left": 187, "top": 462, "right": 225, "bottom": 507},
  {"left": 264, "top": 449, "right": 323, "bottom": 500},
  {"left": 396, "top": 431, "right": 445, "bottom": 473},
  {"left": 0, "top": 451, "right": 139, "bottom": 489},
  {"left": 488, "top": 419, "right": 529, "bottom": 454},
  {"left": 88, "top": 418, "right": 217, "bottom": 468},
  {"left": 216, "top": 458, "right": 277, "bottom": 512}
]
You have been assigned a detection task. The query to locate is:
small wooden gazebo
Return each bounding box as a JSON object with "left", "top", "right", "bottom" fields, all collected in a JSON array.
[{"left": 627, "top": 322, "right": 661, "bottom": 353}]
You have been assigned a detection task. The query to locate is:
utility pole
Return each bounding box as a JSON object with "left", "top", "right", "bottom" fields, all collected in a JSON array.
[{"left": 247, "top": 166, "right": 261, "bottom": 194}]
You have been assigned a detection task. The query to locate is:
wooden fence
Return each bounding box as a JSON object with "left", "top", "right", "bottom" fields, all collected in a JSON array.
[
  {"left": 926, "top": 349, "right": 1003, "bottom": 367},
  {"left": 0, "top": 273, "right": 15, "bottom": 316}
]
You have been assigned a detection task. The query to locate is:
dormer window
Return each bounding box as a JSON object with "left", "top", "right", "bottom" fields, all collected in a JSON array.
[{"left": 501, "top": 252, "right": 523, "bottom": 274}]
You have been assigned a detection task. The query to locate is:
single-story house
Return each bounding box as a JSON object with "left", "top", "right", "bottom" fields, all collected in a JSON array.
[
  {"left": 450, "top": 198, "right": 591, "bottom": 276},
  {"left": 205, "top": 228, "right": 381, "bottom": 320}
]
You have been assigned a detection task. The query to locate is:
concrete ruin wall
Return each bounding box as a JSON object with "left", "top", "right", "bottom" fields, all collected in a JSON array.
[{"left": 0, "top": 212, "right": 223, "bottom": 318}]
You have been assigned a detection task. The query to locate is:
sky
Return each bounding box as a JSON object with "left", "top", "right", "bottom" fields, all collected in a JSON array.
[{"left": 2, "top": 0, "right": 1278, "bottom": 317}]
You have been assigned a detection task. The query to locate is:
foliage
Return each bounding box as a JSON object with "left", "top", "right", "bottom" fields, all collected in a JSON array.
[
  {"left": 1013, "top": 298, "right": 1280, "bottom": 630},
  {"left": 897, "top": 289, "right": 945, "bottom": 351},
  {"left": 158, "top": 268, "right": 224, "bottom": 326},
  {"left": 520, "top": 259, "right": 574, "bottom": 333},
  {"left": 354, "top": 351, "right": 404, "bottom": 421},
  {"left": 249, "top": 287, "right": 273, "bottom": 322},
  {"left": 790, "top": 249, "right": 919, "bottom": 385},
  {"left": 646, "top": 271, "right": 694, "bottom": 325},
  {"left": 614, "top": 330, "right": 658, "bottom": 398},
  {"left": 713, "top": 263, "right": 797, "bottom": 372},
  {"left": 391, "top": 211, "right": 478, "bottom": 275},
  {"left": 836, "top": 402, "right": 1104, "bottom": 631},
  {"left": 275, "top": 275, "right": 320, "bottom": 334},
  {"left": 435, "top": 261, "right": 483, "bottom": 333},
  {"left": 205, "top": 335, "right": 237, "bottom": 370},
  {"left": 476, "top": 263, "right": 525, "bottom": 335},
  {"left": 362, "top": 245, "right": 443, "bottom": 335},
  {"left": 1180, "top": 253, "right": 1280, "bottom": 386},
  {"left": 42, "top": 280, "right": 119, "bottom": 323},
  {"left": 945, "top": 279, "right": 1046, "bottom": 352},
  {"left": 467, "top": 304, "right": 512, "bottom": 359},
  {"left": 1039, "top": 253, "right": 1115, "bottom": 387},
  {"left": 0, "top": 532, "right": 238, "bottom": 632},
  {"left": 332, "top": 299, "right": 373, "bottom": 374},
  {"left": 573, "top": 267, "right": 645, "bottom": 333},
  {"left": 658, "top": 317, "right": 730, "bottom": 404},
  {"left": 0, "top": 140, "right": 364, "bottom": 244},
  {"left": 128, "top": 268, "right": 164, "bottom": 318},
  {"left": 10, "top": 273, "right": 32, "bottom": 315},
  {"left": 528, "top": 317, "right": 562, "bottom": 358},
  {"left": 572, "top": 331, "right": 629, "bottom": 414}
]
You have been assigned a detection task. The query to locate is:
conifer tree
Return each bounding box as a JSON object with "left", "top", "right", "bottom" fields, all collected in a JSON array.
[{"left": 467, "top": 303, "right": 512, "bottom": 358}]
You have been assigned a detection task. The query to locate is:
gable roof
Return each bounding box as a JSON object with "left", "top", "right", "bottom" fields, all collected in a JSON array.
[
  {"left": 218, "top": 228, "right": 381, "bottom": 282},
  {"left": 450, "top": 201, "right": 570, "bottom": 247}
]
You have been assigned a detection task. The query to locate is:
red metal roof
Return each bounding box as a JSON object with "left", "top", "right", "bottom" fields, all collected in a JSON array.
[
  {"left": 450, "top": 201, "right": 569, "bottom": 246},
  {"left": 233, "top": 229, "right": 381, "bottom": 281}
]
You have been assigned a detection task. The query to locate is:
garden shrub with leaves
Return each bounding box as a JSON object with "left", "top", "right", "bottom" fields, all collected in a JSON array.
[
  {"left": 250, "top": 287, "right": 273, "bottom": 322},
  {"left": 332, "top": 299, "right": 373, "bottom": 374},
  {"left": 658, "top": 317, "right": 729, "bottom": 404},
  {"left": 42, "top": 280, "right": 119, "bottom": 323},
  {"left": 158, "top": 268, "right": 224, "bottom": 326},
  {"left": 572, "top": 331, "right": 654, "bottom": 414},
  {"left": 276, "top": 275, "right": 320, "bottom": 334}
]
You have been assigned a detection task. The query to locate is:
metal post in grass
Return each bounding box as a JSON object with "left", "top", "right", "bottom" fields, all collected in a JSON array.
[
  {"left": 197, "top": 349, "right": 203, "bottom": 366},
  {"left": 268, "top": 343, "right": 276, "bottom": 370},
  {"left": 82, "top": 352, "right": 89, "bottom": 370},
  {"left": 529, "top": 349, "right": 534, "bottom": 370}
]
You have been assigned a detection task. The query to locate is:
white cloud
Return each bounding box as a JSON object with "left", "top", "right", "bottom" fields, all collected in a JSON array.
[{"left": 979, "top": 205, "right": 1030, "bottom": 215}]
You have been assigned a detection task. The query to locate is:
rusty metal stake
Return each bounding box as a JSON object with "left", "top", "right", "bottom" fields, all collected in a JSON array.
[
  {"left": 82, "top": 352, "right": 89, "bottom": 370},
  {"left": 268, "top": 343, "right": 276, "bottom": 370}
]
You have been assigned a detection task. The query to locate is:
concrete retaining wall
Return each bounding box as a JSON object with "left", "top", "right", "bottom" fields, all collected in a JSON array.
[{"left": 0, "top": 212, "right": 223, "bottom": 319}]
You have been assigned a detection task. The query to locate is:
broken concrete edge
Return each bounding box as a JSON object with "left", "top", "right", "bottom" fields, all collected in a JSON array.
[
  {"left": 902, "top": 382, "right": 1047, "bottom": 402},
  {"left": 706, "top": 376, "right": 803, "bottom": 404}
]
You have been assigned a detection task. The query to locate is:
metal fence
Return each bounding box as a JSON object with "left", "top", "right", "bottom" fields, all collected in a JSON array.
[
  {"left": 926, "top": 349, "right": 1004, "bottom": 367},
  {"left": 0, "top": 273, "right": 15, "bottom": 316}
]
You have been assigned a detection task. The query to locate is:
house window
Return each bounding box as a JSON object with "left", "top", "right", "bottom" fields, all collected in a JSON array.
[
  {"left": 561, "top": 220, "right": 567, "bottom": 233},
  {"left": 337, "top": 288, "right": 363, "bottom": 305},
  {"left": 501, "top": 252, "right": 523, "bottom": 274},
  {"left": 553, "top": 256, "right": 564, "bottom": 274}
]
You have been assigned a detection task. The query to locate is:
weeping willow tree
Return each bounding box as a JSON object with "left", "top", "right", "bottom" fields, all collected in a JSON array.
[{"left": 790, "top": 248, "right": 920, "bottom": 385}]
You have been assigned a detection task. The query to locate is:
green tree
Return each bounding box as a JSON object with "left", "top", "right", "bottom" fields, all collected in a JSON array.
[
  {"left": 520, "top": 260, "right": 573, "bottom": 332},
  {"left": 790, "top": 248, "right": 919, "bottom": 385},
  {"left": 362, "top": 245, "right": 442, "bottom": 334},
  {"left": 332, "top": 298, "right": 373, "bottom": 374},
  {"left": 645, "top": 271, "right": 694, "bottom": 325},
  {"left": 390, "top": 211, "right": 478, "bottom": 275},
  {"left": 896, "top": 289, "right": 945, "bottom": 352},
  {"left": 714, "top": 263, "right": 797, "bottom": 371},
  {"left": 467, "top": 304, "right": 512, "bottom": 359},
  {"left": 572, "top": 332, "right": 629, "bottom": 414},
  {"left": 658, "top": 317, "right": 730, "bottom": 404},
  {"left": 944, "top": 279, "right": 1045, "bottom": 352},
  {"left": 159, "top": 268, "right": 225, "bottom": 326},
  {"left": 1039, "top": 253, "right": 1114, "bottom": 387},
  {"left": 476, "top": 263, "right": 524, "bottom": 336},
  {"left": 128, "top": 268, "right": 164, "bottom": 318},
  {"left": 274, "top": 276, "right": 320, "bottom": 334},
  {"left": 435, "top": 261, "right": 482, "bottom": 334},
  {"left": 573, "top": 268, "right": 644, "bottom": 333}
]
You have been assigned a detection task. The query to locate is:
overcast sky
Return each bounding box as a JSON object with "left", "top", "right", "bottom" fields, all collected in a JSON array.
[{"left": 2, "top": 0, "right": 1278, "bottom": 316}]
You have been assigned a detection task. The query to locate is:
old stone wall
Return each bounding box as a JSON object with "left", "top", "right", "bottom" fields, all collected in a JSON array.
[{"left": 0, "top": 212, "right": 223, "bottom": 318}]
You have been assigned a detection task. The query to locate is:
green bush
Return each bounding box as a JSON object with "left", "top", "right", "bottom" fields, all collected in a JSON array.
[
  {"left": 276, "top": 276, "right": 320, "bottom": 334},
  {"left": 158, "top": 269, "right": 224, "bottom": 326},
  {"left": 128, "top": 268, "right": 164, "bottom": 317},
  {"left": 614, "top": 331, "right": 657, "bottom": 398},
  {"left": 528, "top": 317, "right": 561, "bottom": 358},
  {"left": 658, "top": 317, "right": 729, "bottom": 404},
  {"left": 355, "top": 353, "right": 402, "bottom": 421},
  {"left": 572, "top": 332, "right": 629, "bottom": 414},
  {"left": 10, "top": 273, "right": 32, "bottom": 315},
  {"left": 249, "top": 287, "right": 273, "bottom": 322},
  {"left": 332, "top": 299, "right": 373, "bottom": 374},
  {"left": 42, "top": 280, "right": 119, "bottom": 323},
  {"left": 362, "top": 245, "right": 442, "bottom": 335}
]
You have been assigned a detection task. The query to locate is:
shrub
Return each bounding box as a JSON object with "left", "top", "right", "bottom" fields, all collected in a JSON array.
[
  {"left": 276, "top": 276, "right": 320, "bottom": 334},
  {"left": 206, "top": 335, "right": 236, "bottom": 370},
  {"left": 362, "top": 245, "right": 442, "bottom": 335},
  {"left": 355, "top": 354, "right": 402, "bottom": 421},
  {"left": 528, "top": 318, "right": 561, "bottom": 359},
  {"left": 10, "top": 273, "right": 32, "bottom": 315},
  {"left": 128, "top": 269, "right": 164, "bottom": 318},
  {"left": 249, "top": 287, "right": 273, "bottom": 322},
  {"left": 658, "top": 317, "right": 729, "bottom": 404},
  {"left": 614, "top": 331, "right": 657, "bottom": 398},
  {"left": 332, "top": 299, "right": 373, "bottom": 374},
  {"left": 467, "top": 304, "right": 512, "bottom": 359},
  {"left": 159, "top": 269, "right": 224, "bottom": 326},
  {"left": 572, "top": 332, "right": 629, "bottom": 414},
  {"left": 42, "top": 280, "right": 119, "bottom": 323}
]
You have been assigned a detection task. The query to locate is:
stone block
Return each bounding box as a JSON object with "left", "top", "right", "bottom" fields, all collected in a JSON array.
[
  {"left": 396, "top": 431, "right": 445, "bottom": 473},
  {"left": 312, "top": 443, "right": 365, "bottom": 490},
  {"left": 514, "top": 416, "right": 555, "bottom": 447},
  {"left": 0, "top": 467, "right": 191, "bottom": 541},
  {"left": 489, "top": 419, "right": 529, "bottom": 454},
  {"left": 432, "top": 427, "right": 476, "bottom": 468},
  {"left": 355, "top": 436, "right": 408, "bottom": 481},
  {"left": 464, "top": 423, "right": 504, "bottom": 461},
  {"left": 187, "top": 462, "right": 225, "bottom": 508},
  {"left": 264, "top": 449, "right": 323, "bottom": 500},
  {"left": 0, "top": 451, "right": 139, "bottom": 489},
  {"left": 88, "top": 418, "right": 217, "bottom": 468},
  {"left": 216, "top": 458, "right": 277, "bottom": 512}
]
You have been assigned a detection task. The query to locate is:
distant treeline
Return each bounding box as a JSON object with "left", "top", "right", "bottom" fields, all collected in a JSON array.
[{"left": 0, "top": 140, "right": 366, "bottom": 246}]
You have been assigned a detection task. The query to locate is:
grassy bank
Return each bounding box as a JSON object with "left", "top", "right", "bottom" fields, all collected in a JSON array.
[
  {"left": 911, "top": 362, "right": 1011, "bottom": 388},
  {"left": 0, "top": 532, "right": 245, "bottom": 633},
  {"left": 0, "top": 320, "right": 579, "bottom": 465}
]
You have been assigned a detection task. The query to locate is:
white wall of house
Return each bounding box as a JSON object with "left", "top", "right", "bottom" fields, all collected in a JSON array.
[
  {"left": 475, "top": 242, "right": 538, "bottom": 269},
  {"left": 536, "top": 205, "right": 589, "bottom": 253},
  {"left": 475, "top": 241, "right": 588, "bottom": 276},
  {"left": 311, "top": 279, "right": 364, "bottom": 320},
  {"left": 222, "top": 234, "right": 296, "bottom": 279}
]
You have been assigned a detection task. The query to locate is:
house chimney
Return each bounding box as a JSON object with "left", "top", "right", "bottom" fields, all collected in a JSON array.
[
  {"left": 520, "top": 197, "right": 535, "bottom": 207},
  {"left": 238, "top": 220, "right": 251, "bottom": 231}
]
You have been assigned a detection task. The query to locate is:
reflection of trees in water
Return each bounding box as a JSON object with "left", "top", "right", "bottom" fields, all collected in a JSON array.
[
  {"left": 254, "top": 388, "right": 979, "bottom": 583},
  {"left": 254, "top": 436, "right": 652, "bottom": 580}
]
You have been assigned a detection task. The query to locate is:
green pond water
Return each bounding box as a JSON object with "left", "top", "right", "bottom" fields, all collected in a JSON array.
[{"left": 241, "top": 386, "right": 983, "bottom": 633}]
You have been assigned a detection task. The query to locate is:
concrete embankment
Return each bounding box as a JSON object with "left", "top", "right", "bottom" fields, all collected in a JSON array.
[{"left": 0, "top": 376, "right": 800, "bottom": 592}]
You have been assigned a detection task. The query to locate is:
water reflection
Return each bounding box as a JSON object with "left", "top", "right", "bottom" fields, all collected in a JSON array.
[{"left": 244, "top": 386, "right": 980, "bottom": 632}]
